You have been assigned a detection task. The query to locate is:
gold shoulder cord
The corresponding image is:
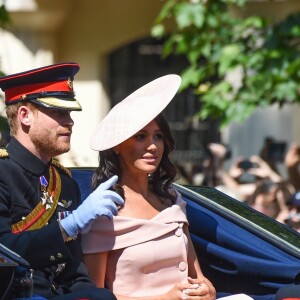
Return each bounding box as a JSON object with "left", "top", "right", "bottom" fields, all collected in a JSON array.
[
  {"left": 51, "top": 159, "right": 72, "bottom": 177},
  {"left": 0, "top": 148, "right": 9, "bottom": 158}
]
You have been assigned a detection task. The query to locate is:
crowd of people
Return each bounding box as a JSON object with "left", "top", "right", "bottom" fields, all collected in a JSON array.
[{"left": 177, "top": 139, "right": 300, "bottom": 233}]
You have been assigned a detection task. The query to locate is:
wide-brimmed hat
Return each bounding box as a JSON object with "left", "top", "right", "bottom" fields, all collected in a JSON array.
[
  {"left": 90, "top": 74, "right": 181, "bottom": 151},
  {"left": 0, "top": 62, "right": 81, "bottom": 111}
]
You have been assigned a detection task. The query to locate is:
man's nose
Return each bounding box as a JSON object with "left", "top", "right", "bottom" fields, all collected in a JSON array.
[{"left": 63, "top": 113, "right": 74, "bottom": 127}]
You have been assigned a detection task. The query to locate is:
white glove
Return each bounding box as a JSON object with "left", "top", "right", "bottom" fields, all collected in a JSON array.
[{"left": 60, "top": 175, "right": 124, "bottom": 237}]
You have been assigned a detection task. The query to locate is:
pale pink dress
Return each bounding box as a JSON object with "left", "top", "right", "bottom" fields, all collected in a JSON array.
[
  {"left": 82, "top": 190, "right": 189, "bottom": 297},
  {"left": 82, "top": 191, "right": 254, "bottom": 300}
]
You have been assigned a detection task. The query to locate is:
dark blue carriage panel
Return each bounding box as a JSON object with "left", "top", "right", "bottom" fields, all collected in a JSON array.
[
  {"left": 71, "top": 169, "right": 94, "bottom": 203},
  {"left": 183, "top": 196, "right": 300, "bottom": 300}
]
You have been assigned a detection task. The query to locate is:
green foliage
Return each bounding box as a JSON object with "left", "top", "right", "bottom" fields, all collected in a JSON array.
[
  {"left": 152, "top": 0, "right": 300, "bottom": 128},
  {"left": 0, "top": 4, "right": 10, "bottom": 28},
  {"left": 0, "top": 115, "right": 9, "bottom": 131},
  {"left": 0, "top": 3, "right": 10, "bottom": 134},
  {"left": 0, "top": 3, "right": 9, "bottom": 77}
]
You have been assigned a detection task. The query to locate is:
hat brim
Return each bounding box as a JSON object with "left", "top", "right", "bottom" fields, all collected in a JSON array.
[
  {"left": 89, "top": 74, "right": 181, "bottom": 151},
  {"left": 31, "top": 97, "right": 82, "bottom": 111}
]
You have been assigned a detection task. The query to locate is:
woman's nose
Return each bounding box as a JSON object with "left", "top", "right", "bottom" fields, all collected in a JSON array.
[{"left": 147, "top": 141, "right": 157, "bottom": 151}]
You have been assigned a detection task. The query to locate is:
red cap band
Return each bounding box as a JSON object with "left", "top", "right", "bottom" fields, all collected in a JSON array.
[{"left": 5, "top": 79, "right": 73, "bottom": 103}]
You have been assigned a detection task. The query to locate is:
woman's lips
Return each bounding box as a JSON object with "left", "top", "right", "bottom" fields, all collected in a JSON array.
[{"left": 142, "top": 156, "right": 158, "bottom": 163}]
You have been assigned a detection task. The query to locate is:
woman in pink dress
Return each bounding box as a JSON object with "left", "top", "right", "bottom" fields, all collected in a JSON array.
[{"left": 82, "top": 75, "right": 253, "bottom": 300}]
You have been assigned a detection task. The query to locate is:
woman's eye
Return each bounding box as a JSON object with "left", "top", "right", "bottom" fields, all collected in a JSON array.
[
  {"left": 135, "top": 134, "right": 145, "bottom": 140},
  {"left": 134, "top": 132, "right": 163, "bottom": 141},
  {"left": 155, "top": 133, "right": 163, "bottom": 140}
]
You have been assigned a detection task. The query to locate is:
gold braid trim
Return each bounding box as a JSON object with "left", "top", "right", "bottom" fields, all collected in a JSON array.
[
  {"left": 0, "top": 148, "right": 8, "bottom": 158},
  {"left": 51, "top": 159, "right": 72, "bottom": 177},
  {"left": 12, "top": 167, "right": 62, "bottom": 233}
]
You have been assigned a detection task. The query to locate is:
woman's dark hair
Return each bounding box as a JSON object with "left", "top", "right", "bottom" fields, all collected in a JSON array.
[{"left": 92, "top": 113, "right": 178, "bottom": 205}]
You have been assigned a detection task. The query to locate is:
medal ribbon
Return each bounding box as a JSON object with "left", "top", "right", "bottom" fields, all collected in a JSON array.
[{"left": 12, "top": 166, "right": 62, "bottom": 233}]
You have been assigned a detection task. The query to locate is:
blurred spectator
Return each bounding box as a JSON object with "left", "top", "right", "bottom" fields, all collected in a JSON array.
[
  {"left": 259, "top": 136, "right": 287, "bottom": 175},
  {"left": 281, "top": 143, "right": 300, "bottom": 231},
  {"left": 198, "top": 143, "right": 246, "bottom": 200},
  {"left": 201, "top": 142, "right": 231, "bottom": 187},
  {"left": 282, "top": 191, "right": 300, "bottom": 232},
  {"left": 284, "top": 143, "right": 300, "bottom": 191},
  {"left": 245, "top": 179, "right": 292, "bottom": 220}
]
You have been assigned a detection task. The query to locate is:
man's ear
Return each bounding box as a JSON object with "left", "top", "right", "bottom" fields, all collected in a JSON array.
[{"left": 18, "top": 105, "right": 34, "bottom": 126}]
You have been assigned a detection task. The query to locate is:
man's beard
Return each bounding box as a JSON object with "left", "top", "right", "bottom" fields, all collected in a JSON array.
[{"left": 30, "top": 127, "right": 71, "bottom": 159}]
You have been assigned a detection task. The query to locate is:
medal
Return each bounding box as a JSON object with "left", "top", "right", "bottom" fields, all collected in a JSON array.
[
  {"left": 58, "top": 199, "right": 72, "bottom": 208},
  {"left": 40, "top": 175, "right": 53, "bottom": 210}
]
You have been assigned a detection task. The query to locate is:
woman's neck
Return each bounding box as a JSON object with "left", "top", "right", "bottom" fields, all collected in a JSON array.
[{"left": 120, "top": 173, "right": 150, "bottom": 197}]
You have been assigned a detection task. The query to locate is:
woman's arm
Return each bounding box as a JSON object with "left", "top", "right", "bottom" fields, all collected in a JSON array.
[
  {"left": 83, "top": 252, "right": 108, "bottom": 287},
  {"left": 185, "top": 225, "right": 216, "bottom": 300}
]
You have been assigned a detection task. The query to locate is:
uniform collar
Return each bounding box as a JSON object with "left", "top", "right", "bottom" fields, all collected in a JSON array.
[{"left": 7, "top": 137, "right": 49, "bottom": 176}]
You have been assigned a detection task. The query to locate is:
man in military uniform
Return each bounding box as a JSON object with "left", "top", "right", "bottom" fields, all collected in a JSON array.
[{"left": 0, "top": 63, "right": 124, "bottom": 299}]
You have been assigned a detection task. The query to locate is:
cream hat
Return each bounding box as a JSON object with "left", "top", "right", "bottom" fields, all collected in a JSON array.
[{"left": 90, "top": 74, "right": 181, "bottom": 151}]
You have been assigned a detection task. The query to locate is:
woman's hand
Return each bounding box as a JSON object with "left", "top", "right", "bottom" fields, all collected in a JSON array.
[
  {"left": 187, "top": 277, "right": 216, "bottom": 300},
  {"left": 228, "top": 157, "right": 247, "bottom": 179},
  {"left": 163, "top": 277, "right": 216, "bottom": 300},
  {"left": 163, "top": 282, "right": 197, "bottom": 300},
  {"left": 248, "top": 155, "right": 282, "bottom": 182},
  {"left": 285, "top": 143, "right": 300, "bottom": 168},
  {"left": 165, "top": 277, "right": 216, "bottom": 300}
]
